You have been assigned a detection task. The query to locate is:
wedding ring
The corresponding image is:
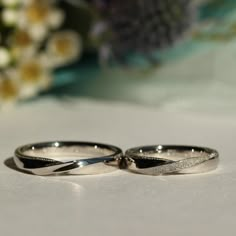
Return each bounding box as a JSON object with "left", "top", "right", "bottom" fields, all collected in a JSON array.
[
  {"left": 14, "top": 141, "right": 123, "bottom": 175},
  {"left": 125, "top": 145, "right": 219, "bottom": 175}
]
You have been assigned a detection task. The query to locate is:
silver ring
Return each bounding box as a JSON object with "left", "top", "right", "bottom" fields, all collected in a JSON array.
[
  {"left": 14, "top": 141, "right": 123, "bottom": 175},
  {"left": 125, "top": 145, "right": 219, "bottom": 175}
]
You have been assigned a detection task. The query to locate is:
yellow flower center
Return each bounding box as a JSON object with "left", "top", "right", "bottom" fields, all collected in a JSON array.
[
  {"left": 54, "top": 38, "right": 73, "bottom": 56},
  {"left": 26, "top": 2, "right": 49, "bottom": 24},
  {"left": 0, "top": 79, "right": 18, "bottom": 100},
  {"left": 14, "top": 30, "right": 32, "bottom": 48},
  {"left": 20, "top": 62, "right": 42, "bottom": 83}
]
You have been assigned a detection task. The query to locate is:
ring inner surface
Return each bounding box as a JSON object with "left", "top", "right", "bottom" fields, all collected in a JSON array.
[
  {"left": 133, "top": 150, "right": 210, "bottom": 161},
  {"left": 23, "top": 144, "right": 116, "bottom": 161},
  {"left": 128, "top": 147, "right": 212, "bottom": 169}
]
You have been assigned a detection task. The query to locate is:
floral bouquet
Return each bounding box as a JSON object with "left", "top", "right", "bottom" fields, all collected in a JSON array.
[
  {"left": 0, "top": 0, "right": 81, "bottom": 108},
  {"left": 1, "top": 0, "right": 235, "bottom": 109}
]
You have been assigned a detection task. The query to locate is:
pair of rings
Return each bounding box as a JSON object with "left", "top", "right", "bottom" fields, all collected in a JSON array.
[{"left": 14, "top": 141, "right": 219, "bottom": 176}]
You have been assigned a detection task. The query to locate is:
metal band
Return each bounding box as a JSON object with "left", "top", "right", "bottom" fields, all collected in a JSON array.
[
  {"left": 125, "top": 145, "right": 219, "bottom": 175},
  {"left": 14, "top": 141, "right": 123, "bottom": 175}
]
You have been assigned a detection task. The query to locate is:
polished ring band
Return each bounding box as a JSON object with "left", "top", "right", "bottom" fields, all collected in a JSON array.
[
  {"left": 14, "top": 141, "right": 123, "bottom": 175},
  {"left": 125, "top": 145, "right": 219, "bottom": 175}
]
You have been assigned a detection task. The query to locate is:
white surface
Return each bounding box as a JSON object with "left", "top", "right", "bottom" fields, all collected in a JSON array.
[{"left": 0, "top": 98, "right": 235, "bottom": 236}]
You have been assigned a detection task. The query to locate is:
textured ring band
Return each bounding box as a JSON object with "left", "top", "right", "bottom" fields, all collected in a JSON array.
[
  {"left": 125, "top": 145, "right": 219, "bottom": 175},
  {"left": 14, "top": 141, "right": 123, "bottom": 175}
]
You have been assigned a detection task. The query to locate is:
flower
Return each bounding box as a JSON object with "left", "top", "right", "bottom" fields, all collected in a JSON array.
[
  {"left": 0, "top": 74, "right": 19, "bottom": 109},
  {"left": 2, "top": 8, "right": 19, "bottom": 26},
  {"left": 17, "top": 0, "right": 65, "bottom": 41},
  {"left": 15, "top": 59, "right": 52, "bottom": 99},
  {"left": 10, "top": 30, "right": 36, "bottom": 60},
  {"left": 0, "top": 0, "right": 83, "bottom": 109},
  {"left": 1, "top": 0, "right": 21, "bottom": 7},
  {"left": 0, "top": 47, "right": 11, "bottom": 68},
  {"left": 47, "top": 31, "right": 82, "bottom": 67}
]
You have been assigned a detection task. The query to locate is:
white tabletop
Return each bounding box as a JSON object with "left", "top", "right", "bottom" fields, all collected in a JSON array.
[{"left": 0, "top": 98, "right": 235, "bottom": 236}]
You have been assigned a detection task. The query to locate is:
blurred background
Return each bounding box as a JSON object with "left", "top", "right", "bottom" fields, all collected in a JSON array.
[{"left": 0, "top": 0, "right": 236, "bottom": 114}]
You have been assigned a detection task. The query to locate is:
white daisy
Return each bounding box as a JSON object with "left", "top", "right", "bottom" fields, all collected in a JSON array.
[
  {"left": 0, "top": 73, "right": 19, "bottom": 110},
  {"left": 0, "top": 47, "right": 11, "bottom": 68},
  {"left": 1, "top": 0, "right": 21, "bottom": 7},
  {"left": 47, "top": 31, "right": 82, "bottom": 67},
  {"left": 10, "top": 30, "right": 37, "bottom": 60},
  {"left": 17, "top": 0, "right": 65, "bottom": 41},
  {"left": 2, "top": 8, "right": 19, "bottom": 26},
  {"left": 15, "top": 59, "right": 52, "bottom": 99}
]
